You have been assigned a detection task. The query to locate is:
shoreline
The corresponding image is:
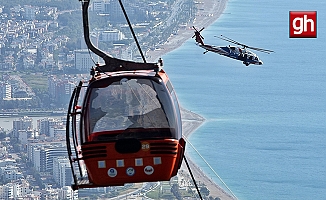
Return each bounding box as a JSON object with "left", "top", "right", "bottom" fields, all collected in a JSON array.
[
  {"left": 180, "top": 108, "right": 235, "bottom": 200},
  {"left": 147, "top": 0, "right": 228, "bottom": 62}
]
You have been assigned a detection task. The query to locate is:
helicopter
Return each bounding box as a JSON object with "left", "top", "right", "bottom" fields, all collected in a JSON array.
[{"left": 192, "top": 26, "right": 274, "bottom": 66}]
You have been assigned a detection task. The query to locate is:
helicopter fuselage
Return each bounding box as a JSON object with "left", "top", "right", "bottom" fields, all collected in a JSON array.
[{"left": 198, "top": 43, "right": 263, "bottom": 66}]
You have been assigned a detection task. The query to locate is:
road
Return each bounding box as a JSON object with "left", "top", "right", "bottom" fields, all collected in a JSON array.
[{"left": 165, "top": 0, "right": 187, "bottom": 27}]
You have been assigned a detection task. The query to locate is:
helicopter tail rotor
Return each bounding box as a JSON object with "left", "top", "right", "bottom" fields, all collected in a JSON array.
[
  {"left": 192, "top": 26, "right": 206, "bottom": 45},
  {"left": 192, "top": 26, "right": 204, "bottom": 40}
]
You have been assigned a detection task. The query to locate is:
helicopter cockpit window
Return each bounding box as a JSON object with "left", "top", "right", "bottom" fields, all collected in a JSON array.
[{"left": 85, "top": 77, "right": 177, "bottom": 141}]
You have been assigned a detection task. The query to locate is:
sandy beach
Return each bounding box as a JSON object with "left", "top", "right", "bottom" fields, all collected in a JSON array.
[
  {"left": 147, "top": 0, "right": 228, "bottom": 63},
  {"left": 180, "top": 108, "right": 236, "bottom": 200}
]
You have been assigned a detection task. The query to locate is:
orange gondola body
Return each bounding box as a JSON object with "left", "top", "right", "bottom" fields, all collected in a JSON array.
[{"left": 66, "top": 68, "right": 185, "bottom": 190}]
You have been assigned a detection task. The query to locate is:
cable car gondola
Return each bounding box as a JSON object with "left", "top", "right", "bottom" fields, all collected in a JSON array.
[{"left": 66, "top": 0, "right": 185, "bottom": 190}]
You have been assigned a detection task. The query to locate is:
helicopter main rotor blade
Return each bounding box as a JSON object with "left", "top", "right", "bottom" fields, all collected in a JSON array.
[
  {"left": 216, "top": 35, "right": 274, "bottom": 54},
  {"left": 245, "top": 46, "right": 274, "bottom": 54},
  {"left": 199, "top": 27, "right": 205, "bottom": 39},
  {"left": 215, "top": 35, "right": 243, "bottom": 46},
  {"left": 220, "top": 35, "right": 242, "bottom": 45}
]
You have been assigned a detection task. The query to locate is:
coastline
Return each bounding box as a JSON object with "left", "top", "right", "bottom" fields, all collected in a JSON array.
[
  {"left": 147, "top": 0, "right": 228, "bottom": 62},
  {"left": 180, "top": 108, "right": 235, "bottom": 200}
]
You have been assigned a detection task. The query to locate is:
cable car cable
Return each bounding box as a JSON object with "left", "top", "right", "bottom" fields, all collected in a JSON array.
[
  {"left": 184, "top": 156, "right": 203, "bottom": 200},
  {"left": 184, "top": 137, "right": 239, "bottom": 200},
  {"left": 87, "top": 48, "right": 96, "bottom": 65},
  {"left": 118, "top": 0, "right": 147, "bottom": 63}
]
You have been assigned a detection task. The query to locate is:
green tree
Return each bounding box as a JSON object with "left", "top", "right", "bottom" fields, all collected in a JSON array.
[
  {"left": 200, "top": 186, "right": 210, "bottom": 198},
  {"left": 171, "top": 183, "right": 182, "bottom": 200},
  {"left": 0, "top": 130, "right": 6, "bottom": 140}
]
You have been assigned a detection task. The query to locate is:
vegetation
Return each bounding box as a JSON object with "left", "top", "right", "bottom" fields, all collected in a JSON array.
[
  {"left": 200, "top": 186, "right": 210, "bottom": 198},
  {"left": 0, "top": 131, "right": 6, "bottom": 140},
  {"left": 171, "top": 183, "right": 182, "bottom": 199},
  {"left": 20, "top": 74, "right": 48, "bottom": 93},
  {"left": 57, "top": 11, "right": 83, "bottom": 45}
]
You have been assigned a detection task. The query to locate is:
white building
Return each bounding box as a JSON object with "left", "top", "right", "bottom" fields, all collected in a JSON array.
[
  {"left": 0, "top": 144, "right": 7, "bottom": 158},
  {"left": 0, "top": 183, "right": 14, "bottom": 200},
  {"left": 48, "top": 76, "right": 75, "bottom": 104},
  {"left": 89, "top": 0, "right": 110, "bottom": 12},
  {"left": 0, "top": 180, "right": 32, "bottom": 199},
  {"left": 24, "top": 5, "right": 36, "bottom": 20},
  {"left": 0, "top": 82, "right": 11, "bottom": 100},
  {"left": 0, "top": 159, "right": 17, "bottom": 167},
  {"left": 99, "top": 30, "right": 124, "bottom": 42},
  {"left": 42, "top": 186, "right": 77, "bottom": 200},
  {"left": 38, "top": 118, "right": 63, "bottom": 136},
  {"left": 59, "top": 186, "right": 78, "bottom": 200},
  {"left": 27, "top": 143, "right": 41, "bottom": 171},
  {"left": 0, "top": 166, "right": 23, "bottom": 181},
  {"left": 91, "top": 0, "right": 105, "bottom": 12},
  {"left": 18, "top": 130, "right": 28, "bottom": 145},
  {"left": 13, "top": 116, "right": 33, "bottom": 132},
  {"left": 53, "top": 157, "right": 73, "bottom": 187},
  {"left": 23, "top": 57, "right": 35, "bottom": 69},
  {"left": 53, "top": 127, "right": 65, "bottom": 138},
  {"left": 74, "top": 49, "right": 98, "bottom": 72},
  {"left": 18, "top": 129, "right": 35, "bottom": 144}
]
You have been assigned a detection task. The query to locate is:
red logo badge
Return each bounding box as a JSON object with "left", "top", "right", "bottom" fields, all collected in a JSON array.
[{"left": 289, "top": 11, "right": 317, "bottom": 38}]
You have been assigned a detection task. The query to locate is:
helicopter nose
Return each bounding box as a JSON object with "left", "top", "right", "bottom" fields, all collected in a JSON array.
[{"left": 259, "top": 61, "right": 263, "bottom": 65}]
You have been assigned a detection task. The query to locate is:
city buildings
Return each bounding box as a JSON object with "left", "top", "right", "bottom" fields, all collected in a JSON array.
[
  {"left": 0, "top": 180, "right": 35, "bottom": 200},
  {"left": 0, "top": 0, "right": 198, "bottom": 198},
  {"left": 0, "top": 83, "right": 11, "bottom": 100},
  {"left": 27, "top": 141, "right": 67, "bottom": 172}
]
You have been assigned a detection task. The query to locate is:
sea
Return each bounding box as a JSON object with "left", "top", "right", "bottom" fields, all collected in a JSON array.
[{"left": 161, "top": 0, "right": 326, "bottom": 200}]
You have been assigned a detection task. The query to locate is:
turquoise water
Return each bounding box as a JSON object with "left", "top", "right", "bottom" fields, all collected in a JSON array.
[{"left": 163, "top": 0, "right": 326, "bottom": 199}]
